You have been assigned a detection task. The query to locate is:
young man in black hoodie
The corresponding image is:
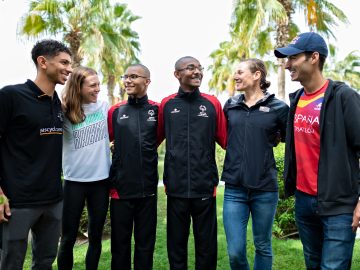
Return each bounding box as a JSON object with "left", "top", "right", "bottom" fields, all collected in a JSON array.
[
  {"left": 275, "top": 32, "right": 360, "bottom": 269},
  {"left": 158, "top": 56, "right": 227, "bottom": 270},
  {"left": 0, "top": 40, "right": 72, "bottom": 269}
]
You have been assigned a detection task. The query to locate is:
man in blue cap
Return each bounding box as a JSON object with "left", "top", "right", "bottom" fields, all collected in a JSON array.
[{"left": 275, "top": 32, "right": 360, "bottom": 269}]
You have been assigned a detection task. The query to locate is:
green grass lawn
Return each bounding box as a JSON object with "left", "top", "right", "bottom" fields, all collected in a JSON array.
[{"left": 24, "top": 185, "right": 360, "bottom": 269}]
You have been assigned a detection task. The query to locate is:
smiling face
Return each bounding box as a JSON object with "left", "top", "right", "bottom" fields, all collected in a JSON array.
[
  {"left": 123, "top": 66, "right": 150, "bottom": 98},
  {"left": 43, "top": 52, "right": 73, "bottom": 85},
  {"left": 233, "top": 61, "right": 260, "bottom": 92},
  {"left": 174, "top": 57, "right": 203, "bottom": 92},
  {"left": 81, "top": 74, "right": 100, "bottom": 104},
  {"left": 285, "top": 53, "right": 314, "bottom": 83}
]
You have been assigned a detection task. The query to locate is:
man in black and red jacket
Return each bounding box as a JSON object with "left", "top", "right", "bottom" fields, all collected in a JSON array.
[
  {"left": 158, "top": 56, "right": 227, "bottom": 270},
  {"left": 108, "top": 64, "right": 159, "bottom": 270}
]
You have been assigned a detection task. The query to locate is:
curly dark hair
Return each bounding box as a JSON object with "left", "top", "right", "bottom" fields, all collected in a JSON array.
[{"left": 31, "top": 39, "right": 72, "bottom": 66}]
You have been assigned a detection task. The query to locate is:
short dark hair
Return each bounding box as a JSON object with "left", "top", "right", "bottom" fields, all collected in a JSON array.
[
  {"left": 127, "top": 63, "right": 151, "bottom": 78},
  {"left": 304, "top": 51, "right": 326, "bottom": 71},
  {"left": 174, "top": 56, "right": 198, "bottom": 70},
  {"left": 31, "top": 39, "right": 72, "bottom": 66}
]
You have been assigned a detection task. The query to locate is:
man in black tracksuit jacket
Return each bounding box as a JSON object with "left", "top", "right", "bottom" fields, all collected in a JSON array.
[
  {"left": 275, "top": 32, "right": 360, "bottom": 269},
  {"left": 108, "top": 64, "right": 158, "bottom": 270},
  {"left": 158, "top": 56, "right": 227, "bottom": 270}
]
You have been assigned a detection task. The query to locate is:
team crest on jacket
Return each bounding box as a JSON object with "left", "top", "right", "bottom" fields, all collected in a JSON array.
[
  {"left": 147, "top": 109, "right": 157, "bottom": 121},
  {"left": 171, "top": 108, "right": 180, "bottom": 114},
  {"left": 120, "top": 114, "right": 129, "bottom": 120},
  {"left": 197, "top": 105, "right": 208, "bottom": 117}
]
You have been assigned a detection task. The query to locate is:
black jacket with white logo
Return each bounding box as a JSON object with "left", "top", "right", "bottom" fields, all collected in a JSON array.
[
  {"left": 108, "top": 95, "right": 159, "bottom": 199},
  {"left": 221, "top": 93, "right": 289, "bottom": 191},
  {"left": 158, "top": 88, "right": 227, "bottom": 198}
]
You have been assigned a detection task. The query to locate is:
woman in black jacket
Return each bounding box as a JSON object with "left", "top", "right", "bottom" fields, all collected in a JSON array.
[{"left": 222, "top": 58, "right": 289, "bottom": 270}]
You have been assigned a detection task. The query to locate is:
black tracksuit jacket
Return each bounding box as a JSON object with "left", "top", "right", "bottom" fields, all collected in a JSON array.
[
  {"left": 284, "top": 80, "right": 360, "bottom": 215},
  {"left": 221, "top": 93, "right": 289, "bottom": 191},
  {"left": 158, "top": 88, "right": 227, "bottom": 198},
  {"left": 108, "top": 95, "right": 159, "bottom": 199}
]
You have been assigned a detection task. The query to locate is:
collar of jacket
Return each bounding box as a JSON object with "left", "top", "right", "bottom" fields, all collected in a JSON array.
[
  {"left": 227, "top": 91, "right": 274, "bottom": 109},
  {"left": 127, "top": 94, "right": 148, "bottom": 105},
  {"left": 177, "top": 87, "right": 200, "bottom": 100},
  {"left": 289, "top": 79, "right": 339, "bottom": 108}
]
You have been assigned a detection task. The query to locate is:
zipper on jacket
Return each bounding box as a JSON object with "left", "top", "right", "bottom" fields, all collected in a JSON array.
[
  {"left": 137, "top": 109, "right": 144, "bottom": 196},
  {"left": 243, "top": 108, "right": 250, "bottom": 173},
  {"left": 187, "top": 102, "right": 191, "bottom": 198}
]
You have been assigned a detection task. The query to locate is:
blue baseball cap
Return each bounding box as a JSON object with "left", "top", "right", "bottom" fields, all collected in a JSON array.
[{"left": 274, "top": 32, "right": 328, "bottom": 58}]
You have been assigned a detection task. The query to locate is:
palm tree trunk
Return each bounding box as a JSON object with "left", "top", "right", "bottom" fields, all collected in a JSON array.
[
  {"left": 277, "top": 58, "right": 286, "bottom": 100},
  {"left": 64, "top": 30, "right": 83, "bottom": 67},
  {"left": 107, "top": 74, "right": 116, "bottom": 105},
  {"left": 276, "top": 0, "right": 293, "bottom": 101}
]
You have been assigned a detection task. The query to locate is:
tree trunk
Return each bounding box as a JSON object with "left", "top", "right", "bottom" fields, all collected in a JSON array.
[
  {"left": 276, "top": 0, "right": 293, "bottom": 100},
  {"left": 277, "top": 58, "right": 286, "bottom": 100},
  {"left": 107, "top": 74, "right": 116, "bottom": 105},
  {"left": 64, "top": 30, "right": 83, "bottom": 67}
]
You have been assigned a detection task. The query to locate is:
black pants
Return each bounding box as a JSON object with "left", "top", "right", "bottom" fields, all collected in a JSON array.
[
  {"left": 167, "top": 196, "right": 217, "bottom": 270},
  {"left": 110, "top": 196, "right": 157, "bottom": 270},
  {"left": 57, "top": 180, "right": 109, "bottom": 270}
]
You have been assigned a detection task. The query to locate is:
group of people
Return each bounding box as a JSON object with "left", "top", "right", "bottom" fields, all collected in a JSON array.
[{"left": 0, "top": 31, "right": 359, "bottom": 270}]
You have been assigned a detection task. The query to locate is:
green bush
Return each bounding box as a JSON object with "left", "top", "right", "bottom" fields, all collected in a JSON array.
[{"left": 273, "top": 144, "right": 297, "bottom": 238}]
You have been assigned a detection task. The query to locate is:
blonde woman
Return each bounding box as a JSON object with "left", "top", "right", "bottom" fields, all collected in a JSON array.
[{"left": 57, "top": 66, "right": 111, "bottom": 270}]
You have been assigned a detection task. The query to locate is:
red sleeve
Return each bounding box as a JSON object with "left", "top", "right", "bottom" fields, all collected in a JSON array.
[
  {"left": 148, "top": 100, "right": 160, "bottom": 107},
  {"left": 107, "top": 102, "right": 123, "bottom": 142},
  {"left": 157, "top": 100, "right": 166, "bottom": 147},
  {"left": 202, "top": 93, "right": 227, "bottom": 149}
]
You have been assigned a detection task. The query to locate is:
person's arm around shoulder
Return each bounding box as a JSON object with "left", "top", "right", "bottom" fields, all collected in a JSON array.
[
  {"left": 0, "top": 187, "right": 11, "bottom": 222},
  {"left": 278, "top": 100, "right": 290, "bottom": 143},
  {"left": 107, "top": 104, "right": 117, "bottom": 143},
  {"left": 157, "top": 99, "right": 166, "bottom": 147},
  {"left": 213, "top": 97, "right": 227, "bottom": 149}
]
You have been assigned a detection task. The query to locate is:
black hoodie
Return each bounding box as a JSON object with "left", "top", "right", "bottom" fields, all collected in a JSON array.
[{"left": 284, "top": 80, "right": 360, "bottom": 215}]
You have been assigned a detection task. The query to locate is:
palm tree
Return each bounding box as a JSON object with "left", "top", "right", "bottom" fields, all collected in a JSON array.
[
  {"left": 208, "top": 0, "right": 287, "bottom": 96},
  {"left": 324, "top": 45, "right": 360, "bottom": 91},
  {"left": 209, "top": 0, "right": 348, "bottom": 99},
  {"left": 85, "top": 3, "right": 140, "bottom": 104},
  {"left": 275, "top": 0, "right": 348, "bottom": 99},
  {"left": 19, "top": 0, "right": 140, "bottom": 104}
]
